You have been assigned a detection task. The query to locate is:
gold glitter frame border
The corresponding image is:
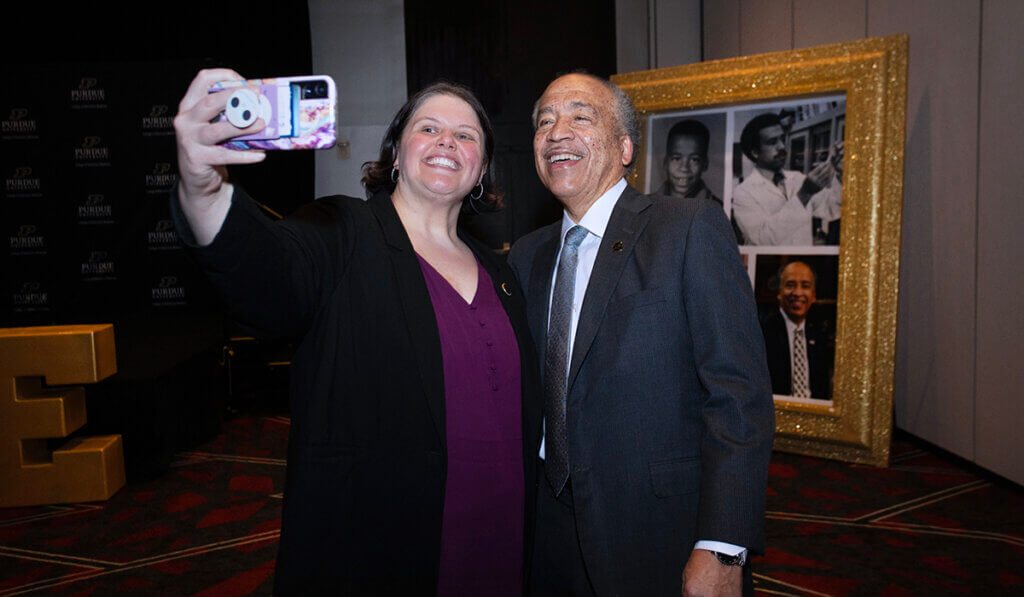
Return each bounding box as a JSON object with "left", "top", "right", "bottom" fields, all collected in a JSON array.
[{"left": 613, "top": 34, "right": 908, "bottom": 467}]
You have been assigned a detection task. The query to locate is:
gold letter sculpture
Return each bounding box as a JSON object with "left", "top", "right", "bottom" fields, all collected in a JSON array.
[{"left": 0, "top": 324, "right": 124, "bottom": 507}]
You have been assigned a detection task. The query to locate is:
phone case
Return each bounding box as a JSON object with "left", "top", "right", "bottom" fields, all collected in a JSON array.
[{"left": 210, "top": 75, "right": 337, "bottom": 151}]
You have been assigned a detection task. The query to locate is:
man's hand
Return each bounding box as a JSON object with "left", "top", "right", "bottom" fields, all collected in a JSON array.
[
  {"left": 681, "top": 549, "right": 742, "bottom": 597},
  {"left": 831, "top": 140, "right": 844, "bottom": 181},
  {"left": 806, "top": 160, "right": 834, "bottom": 189},
  {"left": 797, "top": 161, "right": 834, "bottom": 205}
]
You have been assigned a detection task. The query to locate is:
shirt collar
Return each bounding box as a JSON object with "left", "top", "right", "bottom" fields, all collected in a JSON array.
[
  {"left": 781, "top": 307, "right": 804, "bottom": 334},
  {"left": 754, "top": 168, "right": 776, "bottom": 184},
  {"left": 559, "top": 178, "right": 627, "bottom": 242}
]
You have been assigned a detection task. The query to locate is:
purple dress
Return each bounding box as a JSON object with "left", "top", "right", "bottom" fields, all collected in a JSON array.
[{"left": 417, "top": 254, "right": 524, "bottom": 596}]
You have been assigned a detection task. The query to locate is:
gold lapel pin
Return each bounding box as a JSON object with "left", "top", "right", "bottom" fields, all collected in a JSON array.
[
  {"left": 501, "top": 282, "right": 513, "bottom": 296},
  {"left": 612, "top": 241, "right": 624, "bottom": 253}
]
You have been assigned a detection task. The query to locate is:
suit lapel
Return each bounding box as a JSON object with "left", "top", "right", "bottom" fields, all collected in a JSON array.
[
  {"left": 770, "top": 312, "right": 792, "bottom": 392},
  {"left": 568, "top": 186, "right": 651, "bottom": 391},
  {"left": 367, "top": 191, "right": 446, "bottom": 450}
]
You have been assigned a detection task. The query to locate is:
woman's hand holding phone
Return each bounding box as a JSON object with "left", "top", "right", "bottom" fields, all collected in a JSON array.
[{"left": 173, "top": 69, "right": 266, "bottom": 245}]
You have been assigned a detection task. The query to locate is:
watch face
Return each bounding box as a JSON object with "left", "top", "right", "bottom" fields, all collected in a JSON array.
[{"left": 713, "top": 551, "right": 745, "bottom": 566}]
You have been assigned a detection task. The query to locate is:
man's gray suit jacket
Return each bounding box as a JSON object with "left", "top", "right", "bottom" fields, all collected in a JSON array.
[{"left": 509, "top": 184, "right": 774, "bottom": 595}]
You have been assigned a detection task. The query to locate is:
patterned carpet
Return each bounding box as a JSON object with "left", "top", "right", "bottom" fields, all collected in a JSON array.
[
  {"left": 2, "top": 414, "right": 1022, "bottom": 596},
  {"left": 754, "top": 440, "right": 1024, "bottom": 595}
]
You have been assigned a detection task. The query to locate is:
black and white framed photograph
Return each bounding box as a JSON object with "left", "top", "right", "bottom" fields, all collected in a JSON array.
[
  {"left": 645, "top": 111, "right": 727, "bottom": 204},
  {"left": 730, "top": 97, "right": 845, "bottom": 249},
  {"left": 614, "top": 35, "right": 908, "bottom": 466}
]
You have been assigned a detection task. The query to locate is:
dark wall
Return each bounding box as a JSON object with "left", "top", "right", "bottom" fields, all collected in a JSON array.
[
  {"left": 2, "top": 4, "right": 313, "bottom": 331},
  {"left": 404, "top": 0, "right": 617, "bottom": 249},
  {"left": 2, "top": 3, "right": 316, "bottom": 475}
]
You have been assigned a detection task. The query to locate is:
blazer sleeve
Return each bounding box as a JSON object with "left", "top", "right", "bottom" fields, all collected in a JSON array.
[
  {"left": 170, "top": 184, "right": 355, "bottom": 340},
  {"left": 682, "top": 200, "right": 775, "bottom": 554}
]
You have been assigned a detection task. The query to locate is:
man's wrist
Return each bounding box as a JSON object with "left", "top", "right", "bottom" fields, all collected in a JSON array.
[
  {"left": 693, "top": 541, "right": 747, "bottom": 566},
  {"left": 710, "top": 550, "right": 746, "bottom": 566}
]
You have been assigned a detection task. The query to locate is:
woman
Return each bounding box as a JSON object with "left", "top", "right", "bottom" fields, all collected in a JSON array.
[{"left": 172, "top": 69, "right": 540, "bottom": 595}]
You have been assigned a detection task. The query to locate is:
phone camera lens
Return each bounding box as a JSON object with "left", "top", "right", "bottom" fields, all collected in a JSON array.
[{"left": 300, "top": 81, "right": 328, "bottom": 99}]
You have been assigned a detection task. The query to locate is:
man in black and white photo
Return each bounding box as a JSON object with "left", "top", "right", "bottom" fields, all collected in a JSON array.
[{"left": 732, "top": 113, "right": 841, "bottom": 246}]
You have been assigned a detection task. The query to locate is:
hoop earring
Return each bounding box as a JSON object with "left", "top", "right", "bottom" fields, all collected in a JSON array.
[
  {"left": 390, "top": 167, "right": 399, "bottom": 183},
  {"left": 465, "top": 183, "right": 485, "bottom": 215}
]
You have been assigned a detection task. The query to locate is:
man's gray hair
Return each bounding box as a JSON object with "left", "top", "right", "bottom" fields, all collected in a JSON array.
[
  {"left": 532, "top": 71, "right": 641, "bottom": 170},
  {"left": 600, "top": 77, "right": 641, "bottom": 170}
]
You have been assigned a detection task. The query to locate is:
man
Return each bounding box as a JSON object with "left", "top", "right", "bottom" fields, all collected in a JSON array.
[
  {"left": 761, "top": 261, "right": 833, "bottom": 400},
  {"left": 731, "top": 113, "right": 841, "bottom": 246},
  {"left": 659, "top": 119, "right": 720, "bottom": 204},
  {"left": 509, "top": 72, "right": 774, "bottom": 595}
]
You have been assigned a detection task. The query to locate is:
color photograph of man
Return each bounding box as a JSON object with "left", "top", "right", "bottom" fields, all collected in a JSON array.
[
  {"left": 760, "top": 260, "right": 834, "bottom": 400},
  {"left": 731, "top": 111, "right": 842, "bottom": 246}
]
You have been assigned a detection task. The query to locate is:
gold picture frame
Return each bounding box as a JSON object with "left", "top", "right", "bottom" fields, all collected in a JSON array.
[{"left": 612, "top": 34, "right": 908, "bottom": 467}]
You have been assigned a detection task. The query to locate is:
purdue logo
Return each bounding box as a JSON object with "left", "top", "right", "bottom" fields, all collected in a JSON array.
[
  {"left": 2, "top": 108, "right": 36, "bottom": 136},
  {"left": 152, "top": 275, "right": 186, "bottom": 304},
  {"left": 145, "top": 162, "right": 177, "bottom": 191},
  {"left": 9, "top": 225, "right": 45, "bottom": 253},
  {"left": 148, "top": 219, "right": 179, "bottom": 250},
  {"left": 71, "top": 78, "right": 106, "bottom": 103},
  {"left": 12, "top": 282, "right": 48, "bottom": 309},
  {"left": 5, "top": 167, "right": 41, "bottom": 193},
  {"left": 143, "top": 105, "right": 174, "bottom": 134},
  {"left": 81, "top": 251, "right": 116, "bottom": 278},
  {"left": 78, "top": 194, "right": 113, "bottom": 221},
  {"left": 74, "top": 136, "right": 110, "bottom": 164}
]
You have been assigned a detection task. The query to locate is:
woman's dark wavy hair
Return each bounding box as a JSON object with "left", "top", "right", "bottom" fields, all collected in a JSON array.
[{"left": 361, "top": 81, "right": 504, "bottom": 212}]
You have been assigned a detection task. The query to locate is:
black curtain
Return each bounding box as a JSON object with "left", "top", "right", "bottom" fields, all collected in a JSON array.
[{"left": 404, "top": 0, "right": 617, "bottom": 249}]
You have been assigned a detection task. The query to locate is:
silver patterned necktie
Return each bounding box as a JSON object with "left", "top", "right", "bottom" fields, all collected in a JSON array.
[
  {"left": 544, "top": 225, "right": 588, "bottom": 495},
  {"left": 792, "top": 326, "right": 810, "bottom": 398}
]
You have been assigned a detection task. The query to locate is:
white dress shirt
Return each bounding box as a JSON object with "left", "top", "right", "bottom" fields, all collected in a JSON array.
[{"left": 540, "top": 178, "right": 745, "bottom": 558}]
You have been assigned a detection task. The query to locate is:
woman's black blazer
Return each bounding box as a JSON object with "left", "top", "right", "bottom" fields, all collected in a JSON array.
[{"left": 172, "top": 187, "right": 542, "bottom": 595}]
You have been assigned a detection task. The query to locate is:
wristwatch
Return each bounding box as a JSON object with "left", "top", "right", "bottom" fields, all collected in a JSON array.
[{"left": 711, "top": 550, "right": 747, "bottom": 567}]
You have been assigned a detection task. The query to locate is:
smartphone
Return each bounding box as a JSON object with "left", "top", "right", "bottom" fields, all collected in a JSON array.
[{"left": 209, "top": 75, "right": 337, "bottom": 150}]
